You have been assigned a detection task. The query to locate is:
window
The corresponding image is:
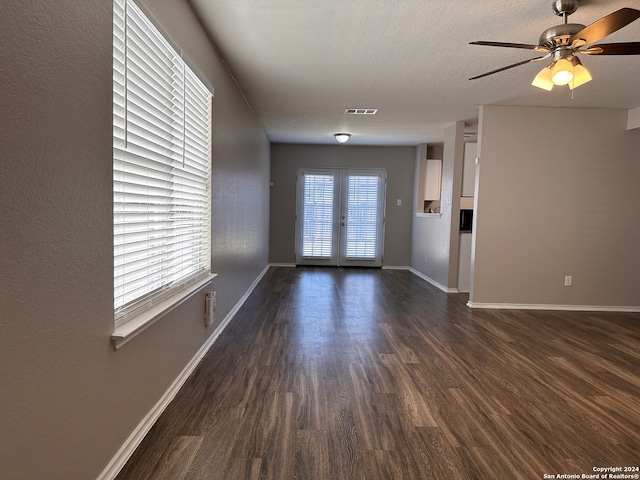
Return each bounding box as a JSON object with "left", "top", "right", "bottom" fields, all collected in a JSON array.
[{"left": 113, "top": 0, "right": 213, "bottom": 327}]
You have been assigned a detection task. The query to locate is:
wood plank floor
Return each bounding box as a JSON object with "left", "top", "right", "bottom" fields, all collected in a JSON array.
[{"left": 116, "top": 267, "right": 640, "bottom": 480}]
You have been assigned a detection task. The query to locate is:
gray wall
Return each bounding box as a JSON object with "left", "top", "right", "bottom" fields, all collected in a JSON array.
[
  {"left": 269, "top": 143, "right": 415, "bottom": 267},
  {"left": 410, "top": 122, "right": 465, "bottom": 290},
  {"left": 470, "top": 105, "right": 640, "bottom": 308},
  {"left": 0, "top": 0, "right": 270, "bottom": 478}
]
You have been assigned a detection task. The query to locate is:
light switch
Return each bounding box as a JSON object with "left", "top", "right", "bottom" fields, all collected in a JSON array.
[{"left": 396, "top": 199, "right": 402, "bottom": 206}]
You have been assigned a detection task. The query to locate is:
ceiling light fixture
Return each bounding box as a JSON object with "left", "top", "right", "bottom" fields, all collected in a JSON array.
[
  {"left": 531, "top": 53, "right": 592, "bottom": 91},
  {"left": 551, "top": 58, "right": 575, "bottom": 85},
  {"left": 568, "top": 60, "right": 592, "bottom": 90},
  {"left": 334, "top": 133, "right": 351, "bottom": 144},
  {"left": 532, "top": 65, "right": 554, "bottom": 91},
  {"left": 345, "top": 108, "right": 378, "bottom": 115}
]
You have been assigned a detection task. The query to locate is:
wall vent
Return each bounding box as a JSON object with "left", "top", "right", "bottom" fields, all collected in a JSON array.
[{"left": 345, "top": 108, "right": 378, "bottom": 115}]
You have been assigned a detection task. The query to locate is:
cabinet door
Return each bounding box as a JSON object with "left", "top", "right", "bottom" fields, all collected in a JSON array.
[{"left": 424, "top": 159, "right": 442, "bottom": 201}]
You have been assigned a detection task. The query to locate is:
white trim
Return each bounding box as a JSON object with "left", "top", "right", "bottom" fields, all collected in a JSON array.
[
  {"left": 467, "top": 301, "right": 640, "bottom": 312},
  {"left": 111, "top": 274, "right": 217, "bottom": 349},
  {"left": 414, "top": 212, "right": 441, "bottom": 218},
  {"left": 99, "top": 265, "right": 270, "bottom": 480},
  {"left": 269, "top": 264, "right": 411, "bottom": 271},
  {"left": 409, "top": 268, "right": 458, "bottom": 293},
  {"left": 221, "top": 265, "right": 271, "bottom": 328}
]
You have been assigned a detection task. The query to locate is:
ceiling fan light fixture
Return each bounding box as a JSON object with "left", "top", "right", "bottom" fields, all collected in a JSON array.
[
  {"left": 532, "top": 66, "right": 555, "bottom": 90},
  {"left": 569, "top": 63, "right": 592, "bottom": 90},
  {"left": 334, "top": 133, "right": 351, "bottom": 144},
  {"left": 470, "top": 5, "right": 640, "bottom": 93},
  {"left": 551, "top": 58, "right": 575, "bottom": 85}
]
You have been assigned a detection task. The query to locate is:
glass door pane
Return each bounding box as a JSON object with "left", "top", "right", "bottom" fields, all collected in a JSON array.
[
  {"left": 340, "top": 170, "right": 386, "bottom": 267},
  {"left": 345, "top": 175, "right": 379, "bottom": 259},
  {"left": 295, "top": 169, "right": 340, "bottom": 266},
  {"left": 302, "top": 174, "right": 335, "bottom": 258}
]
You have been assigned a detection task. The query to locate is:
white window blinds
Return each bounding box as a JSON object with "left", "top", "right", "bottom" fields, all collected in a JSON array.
[
  {"left": 345, "top": 175, "right": 379, "bottom": 259},
  {"left": 302, "top": 174, "right": 335, "bottom": 258},
  {"left": 113, "top": 0, "right": 212, "bottom": 326}
]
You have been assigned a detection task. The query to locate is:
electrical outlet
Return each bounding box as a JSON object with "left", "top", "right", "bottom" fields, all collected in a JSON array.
[
  {"left": 205, "top": 291, "right": 216, "bottom": 326},
  {"left": 564, "top": 276, "right": 573, "bottom": 287}
]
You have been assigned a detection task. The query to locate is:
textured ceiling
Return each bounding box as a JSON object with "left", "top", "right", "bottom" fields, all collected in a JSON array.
[{"left": 188, "top": 0, "right": 640, "bottom": 145}]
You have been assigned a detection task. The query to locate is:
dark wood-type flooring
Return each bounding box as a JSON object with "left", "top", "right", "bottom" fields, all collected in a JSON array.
[{"left": 117, "top": 267, "right": 640, "bottom": 479}]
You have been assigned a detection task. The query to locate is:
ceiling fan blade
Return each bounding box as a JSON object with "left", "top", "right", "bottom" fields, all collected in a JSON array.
[
  {"left": 470, "top": 41, "right": 544, "bottom": 51},
  {"left": 570, "top": 8, "right": 640, "bottom": 46},
  {"left": 587, "top": 42, "right": 640, "bottom": 55},
  {"left": 469, "top": 56, "right": 547, "bottom": 81}
]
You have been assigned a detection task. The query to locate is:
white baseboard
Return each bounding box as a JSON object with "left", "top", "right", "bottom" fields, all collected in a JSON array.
[
  {"left": 269, "top": 264, "right": 412, "bottom": 270},
  {"left": 269, "top": 264, "right": 413, "bottom": 270},
  {"left": 409, "top": 268, "right": 458, "bottom": 293},
  {"left": 467, "top": 301, "right": 640, "bottom": 313},
  {"left": 98, "top": 265, "right": 271, "bottom": 480}
]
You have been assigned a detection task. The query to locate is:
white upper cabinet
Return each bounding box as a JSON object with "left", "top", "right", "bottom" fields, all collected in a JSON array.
[{"left": 424, "top": 159, "right": 442, "bottom": 201}]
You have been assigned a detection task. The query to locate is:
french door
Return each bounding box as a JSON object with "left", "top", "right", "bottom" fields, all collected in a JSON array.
[{"left": 295, "top": 168, "right": 386, "bottom": 267}]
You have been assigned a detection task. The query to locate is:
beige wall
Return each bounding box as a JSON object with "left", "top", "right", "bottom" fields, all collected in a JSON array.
[
  {"left": 269, "top": 143, "right": 415, "bottom": 267},
  {"left": 628, "top": 106, "right": 640, "bottom": 130},
  {"left": 0, "top": 0, "right": 269, "bottom": 478},
  {"left": 470, "top": 105, "right": 640, "bottom": 308}
]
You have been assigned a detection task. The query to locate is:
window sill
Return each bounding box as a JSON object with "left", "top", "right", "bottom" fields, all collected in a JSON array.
[{"left": 111, "top": 274, "right": 217, "bottom": 350}]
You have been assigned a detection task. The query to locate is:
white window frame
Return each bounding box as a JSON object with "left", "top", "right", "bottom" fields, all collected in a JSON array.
[{"left": 112, "top": 0, "right": 215, "bottom": 347}]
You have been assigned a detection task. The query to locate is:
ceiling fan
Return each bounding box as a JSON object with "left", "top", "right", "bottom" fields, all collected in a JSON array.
[{"left": 469, "top": 0, "right": 640, "bottom": 90}]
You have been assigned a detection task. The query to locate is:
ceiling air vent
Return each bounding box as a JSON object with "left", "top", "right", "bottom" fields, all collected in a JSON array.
[{"left": 345, "top": 108, "right": 378, "bottom": 115}]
